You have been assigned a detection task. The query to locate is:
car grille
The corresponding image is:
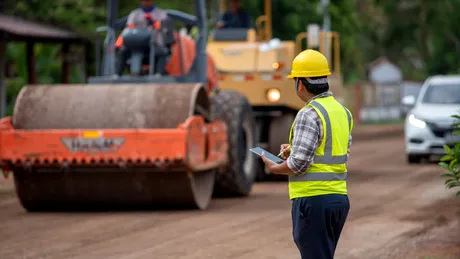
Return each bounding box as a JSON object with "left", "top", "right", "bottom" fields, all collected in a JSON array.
[
  {"left": 430, "top": 144, "right": 456, "bottom": 149},
  {"left": 426, "top": 122, "right": 455, "bottom": 138}
]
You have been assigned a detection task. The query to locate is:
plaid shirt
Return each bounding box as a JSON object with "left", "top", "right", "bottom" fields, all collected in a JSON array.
[
  {"left": 286, "top": 91, "right": 352, "bottom": 175},
  {"left": 126, "top": 7, "right": 168, "bottom": 45}
]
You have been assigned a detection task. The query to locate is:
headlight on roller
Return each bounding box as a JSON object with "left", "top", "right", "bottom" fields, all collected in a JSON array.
[
  {"left": 272, "top": 62, "right": 283, "bottom": 70},
  {"left": 267, "top": 89, "right": 281, "bottom": 102},
  {"left": 408, "top": 114, "right": 426, "bottom": 128}
]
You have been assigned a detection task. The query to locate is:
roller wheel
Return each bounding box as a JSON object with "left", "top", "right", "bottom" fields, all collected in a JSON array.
[
  {"left": 211, "top": 90, "right": 257, "bottom": 197},
  {"left": 407, "top": 154, "right": 424, "bottom": 164}
]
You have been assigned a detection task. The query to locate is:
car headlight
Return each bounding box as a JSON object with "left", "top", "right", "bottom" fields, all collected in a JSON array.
[
  {"left": 408, "top": 114, "right": 426, "bottom": 128},
  {"left": 267, "top": 89, "right": 281, "bottom": 102}
]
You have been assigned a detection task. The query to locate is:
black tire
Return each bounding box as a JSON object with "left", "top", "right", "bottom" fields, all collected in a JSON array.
[
  {"left": 268, "top": 113, "right": 295, "bottom": 154},
  {"left": 211, "top": 90, "right": 257, "bottom": 197},
  {"left": 407, "top": 154, "right": 422, "bottom": 164},
  {"left": 254, "top": 119, "right": 267, "bottom": 182},
  {"left": 260, "top": 113, "right": 296, "bottom": 181}
]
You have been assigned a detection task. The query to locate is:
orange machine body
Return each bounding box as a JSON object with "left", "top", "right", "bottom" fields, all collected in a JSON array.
[
  {"left": 0, "top": 116, "right": 228, "bottom": 172},
  {"left": 165, "top": 33, "right": 219, "bottom": 92}
]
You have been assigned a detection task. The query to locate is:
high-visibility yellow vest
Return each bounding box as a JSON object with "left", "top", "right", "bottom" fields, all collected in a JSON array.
[{"left": 288, "top": 96, "right": 353, "bottom": 199}]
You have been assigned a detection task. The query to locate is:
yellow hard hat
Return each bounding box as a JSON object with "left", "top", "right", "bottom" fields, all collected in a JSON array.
[{"left": 286, "top": 49, "right": 331, "bottom": 78}]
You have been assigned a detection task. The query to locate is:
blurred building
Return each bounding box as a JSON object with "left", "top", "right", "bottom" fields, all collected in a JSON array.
[
  {"left": 360, "top": 57, "right": 403, "bottom": 122},
  {"left": 355, "top": 57, "right": 424, "bottom": 122},
  {"left": 0, "top": 14, "right": 89, "bottom": 116}
]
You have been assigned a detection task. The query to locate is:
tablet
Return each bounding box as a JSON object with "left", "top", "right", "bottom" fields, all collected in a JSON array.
[{"left": 250, "top": 147, "right": 285, "bottom": 164}]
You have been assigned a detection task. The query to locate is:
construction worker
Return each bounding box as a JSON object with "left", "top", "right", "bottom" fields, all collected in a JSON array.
[
  {"left": 216, "top": 0, "right": 251, "bottom": 29},
  {"left": 260, "top": 49, "right": 353, "bottom": 259},
  {"left": 115, "top": 0, "right": 174, "bottom": 76}
]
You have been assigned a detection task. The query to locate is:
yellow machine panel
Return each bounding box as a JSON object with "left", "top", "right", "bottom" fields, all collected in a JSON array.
[
  {"left": 218, "top": 73, "right": 305, "bottom": 109},
  {"left": 207, "top": 30, "right": 295, "bottom": 73},
  {"left": 207, "top": 29, "right": 301, "bottom": 109}
]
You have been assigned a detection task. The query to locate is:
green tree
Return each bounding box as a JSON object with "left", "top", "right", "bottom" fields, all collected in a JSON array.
[
  {"left": 3, "top": 0, "right": 460, "bottom": 101},
  {"left": 372, "top": 0, "right": 460, "bottom": 78},
  {"left": 439, "top": 113, "right": 460, "bottom": 196}
]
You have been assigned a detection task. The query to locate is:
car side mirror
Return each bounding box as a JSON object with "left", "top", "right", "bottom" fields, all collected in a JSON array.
[{"left": 402, "top": 95, "right": 416, "bottom": 106}]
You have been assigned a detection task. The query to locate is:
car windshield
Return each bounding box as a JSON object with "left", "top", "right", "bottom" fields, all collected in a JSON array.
[{"left": 421, "top": 83, "right": 460, "bottom": 104}]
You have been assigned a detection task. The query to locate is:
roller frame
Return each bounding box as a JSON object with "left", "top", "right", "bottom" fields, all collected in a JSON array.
[{"left": 0, "top": 116, "right": 227, "bottom": 172}]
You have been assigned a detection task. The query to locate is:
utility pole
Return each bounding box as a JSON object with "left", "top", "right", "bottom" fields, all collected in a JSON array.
[
  {"left": 104, "top": 0, "right": 118, "bottom": 76},
  {"left": 321, "top": 0, "right": 331, "bottom": 65},
  {"left": 107, "top": 0, "right": 118, "bottom": 31}
]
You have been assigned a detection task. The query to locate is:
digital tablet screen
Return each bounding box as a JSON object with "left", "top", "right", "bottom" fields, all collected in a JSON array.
[{"left": 250, "top": 147, "right": 285, "bottom": 164}]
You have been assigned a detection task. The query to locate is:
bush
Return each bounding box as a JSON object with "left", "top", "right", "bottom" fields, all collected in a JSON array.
[{"left": 439, "top": 113, "right": 460, "bottom": 196}]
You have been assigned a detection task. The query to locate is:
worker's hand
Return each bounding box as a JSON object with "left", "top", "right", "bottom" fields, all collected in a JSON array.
[
  {"left": 216, "top": 21, "right": 224, "bottom": 29},
  {"left": 261, "top": 152, "right": 276, "bottom": 171},
  {"left": 279, "top": 144, "right": 291, "bottom": 159}
]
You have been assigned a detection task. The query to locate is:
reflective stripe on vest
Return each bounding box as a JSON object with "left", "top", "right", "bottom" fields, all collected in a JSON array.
[
  {"left": 288, "top": 99, "right": 351, "bottom": 182},
  {"left": 308, "top": 101, "right": 352, "bottom": 165},
  {"left": 289, "top": 172, "right": 348, "bottom": 182}
]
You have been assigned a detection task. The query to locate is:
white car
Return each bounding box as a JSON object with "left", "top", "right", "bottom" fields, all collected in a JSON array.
[{"left": 402, "top": 75, "right": 460, "bottom": 164}]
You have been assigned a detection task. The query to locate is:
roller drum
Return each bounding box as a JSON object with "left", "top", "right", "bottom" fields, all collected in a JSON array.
[
  {"left": 13, "top": 168, "right": 215, "bottom": 210},
  {"left": 11, "top": 83, "right": 215, "bottom": 210},
  {"left": 13, "top": 83, "right": 210, "bottom": 130}
]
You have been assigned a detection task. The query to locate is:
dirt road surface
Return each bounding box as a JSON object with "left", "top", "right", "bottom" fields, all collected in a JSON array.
[{"left": 0, "top": 135, "right": 459, "bottom": 259}]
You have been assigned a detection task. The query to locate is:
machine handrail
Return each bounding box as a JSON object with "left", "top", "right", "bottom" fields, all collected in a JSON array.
[
  {"left": 95, "top": 26, "right": 116, "bottom": 76},
  {"left": 255, "top": 15, "right": 267, "bottom": 41},
  {"left": 295, "top": 31, "right": 340, "bottom": 74},
  {"left": 113, "top": 11, "right": 197, "bottom": 32},
  {"left": 96, "top": 26, "right": 116, "bottom": 45},
  {"left": 165, "top": 9, "right": 198, "bottom": 27}
]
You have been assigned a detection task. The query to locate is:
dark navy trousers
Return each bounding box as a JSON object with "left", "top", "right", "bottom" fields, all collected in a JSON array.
[{"left": 291, "top": 194, "right": 350, "bottom": 259}]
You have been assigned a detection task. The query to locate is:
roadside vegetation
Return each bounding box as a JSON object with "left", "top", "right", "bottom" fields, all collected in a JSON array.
[{"left": 440, "top": 112, "right": 460, "bottom": 196}]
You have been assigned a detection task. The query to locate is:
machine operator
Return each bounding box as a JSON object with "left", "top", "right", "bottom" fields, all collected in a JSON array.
[
  {"left": 115, "top": 0, "right": 172, "bottom": 76},
  {"left": 216, "top": 0, "right": 251, "bottom": 29}
]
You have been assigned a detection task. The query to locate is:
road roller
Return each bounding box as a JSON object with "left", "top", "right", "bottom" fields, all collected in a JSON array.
[{"left": 0, "top": 0, "right": 258, "bottom": 211}]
